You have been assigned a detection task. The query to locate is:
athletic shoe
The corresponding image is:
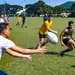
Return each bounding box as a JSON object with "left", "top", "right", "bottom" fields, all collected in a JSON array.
[
  {"left": 41, "top": 46, "right": 46, "bottom": 49},
  {"left": 41, "top": 46, "right": 45, "bottom": 49},
  {"left": 60, "top": 51, "right": 64, "bottom": 57}
]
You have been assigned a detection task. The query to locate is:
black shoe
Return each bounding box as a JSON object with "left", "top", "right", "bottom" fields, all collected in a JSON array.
[{"left": 60, "top": 51, "right": 64, "bottom": 57}]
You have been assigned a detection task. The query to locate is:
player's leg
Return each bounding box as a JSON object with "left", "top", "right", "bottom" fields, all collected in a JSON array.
[
  {"left": 60, "top": 39, "right": 75, "bottom": 56},
  {"left": 16, "top": 21, "right": 19, "bottom": 25},
  {"left": 18, "top": 21, "right": 20, "bottom": 25},
  {"left": 23, "top": 19, "right": 27, "bottom": 28},
  {"left": 16, "top": 23, "right": 18, "bottom": 26},
  {"left": 41, "top": 34, "right": 48, "bottom": 48},
  {"left": 21, "top": 20, "right": 24, "bottom": 27},
  {"left": 36, "top": 37, "right": 44, "bottom": 49},
  {"left": 41, "top": 40, "right": 48, "bottom": 48},
  {"left": 36, "top": 33, "right": 44, "bottom": 49},
  {"left": 24, "top": 20, "right": 26, "bottom": 27}
]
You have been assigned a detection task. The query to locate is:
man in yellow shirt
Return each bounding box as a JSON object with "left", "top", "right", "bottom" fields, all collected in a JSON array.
[
  {"left": 16, "top": 15, "right": 22, "bottom": 26},
  {"left": 36, "top": 14, "right": 57, "bottom": 49}
]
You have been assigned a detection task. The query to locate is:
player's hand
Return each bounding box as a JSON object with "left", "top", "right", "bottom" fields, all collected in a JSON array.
[
  {"left": 55, "top": 31, "right": 58, "bottom": 34},
  {"left": 25, "top": 55, "right": 32, "bottom": 61},
  {"left": 37, "top": 47, "right": 47, "bottom": 54}
]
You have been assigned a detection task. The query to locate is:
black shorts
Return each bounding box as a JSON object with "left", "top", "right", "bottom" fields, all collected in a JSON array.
[
  {"left": 22, "top": 18, "right": 26, "bottom": 24},
  {"left": 39, "top": 33, "right": 46, "bottom": 38},
  {"left": 63, "top": 38, "right": 70, "bottom": 45}
]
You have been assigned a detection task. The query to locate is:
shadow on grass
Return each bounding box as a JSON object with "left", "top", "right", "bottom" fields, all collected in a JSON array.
[
  {"left": 64, "top": 54, "right": 75, "bottom": 57},
  {"left": 27, "top": 48, "right": 75, "bottom": 57},
  {"left": 45, "top": 51, "right": 75, "bottom": 57},
  {"left": 45, "top": 51, "right": 60, "bottom": 56},
  {"left": 71, "top": 65, "right": 75, "bottom": 68}
]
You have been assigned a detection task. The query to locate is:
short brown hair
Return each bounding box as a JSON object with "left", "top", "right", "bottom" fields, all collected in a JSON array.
[
  {"left": 0, "top": 22, "right": 9, "bottom": 33},
  {"left": 68, "top": 21, "right": 74, "bottom": 25}
]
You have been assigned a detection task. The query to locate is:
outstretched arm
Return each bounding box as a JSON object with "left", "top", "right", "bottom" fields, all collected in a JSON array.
[
  {"left": 6, "top": 48, "right": 32, "bottom": 60},
  {"left": 9, "top": 45, "right": 46, "bottom": 54}
]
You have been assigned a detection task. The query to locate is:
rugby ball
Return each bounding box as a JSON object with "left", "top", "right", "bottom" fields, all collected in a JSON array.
[{"left": 46, "top": 32, "right": 58, "bottom": 44}]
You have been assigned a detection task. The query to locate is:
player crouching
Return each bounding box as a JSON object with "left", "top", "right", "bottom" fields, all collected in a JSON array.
[{"left": 60, "top": 21, "right": 75, "bottom": 57}]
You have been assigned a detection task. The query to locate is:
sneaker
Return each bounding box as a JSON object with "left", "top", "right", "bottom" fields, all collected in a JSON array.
[
  {"left": 41, "top": 46, "right": 46, "bottom": 49},
  {"left": 60, "top": 51, "right": 64, "bottom": 57}
]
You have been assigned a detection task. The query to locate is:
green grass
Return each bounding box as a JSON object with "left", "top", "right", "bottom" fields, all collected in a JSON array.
[{"left": 0, "top": 17, "right": 75, "bottom": 75}]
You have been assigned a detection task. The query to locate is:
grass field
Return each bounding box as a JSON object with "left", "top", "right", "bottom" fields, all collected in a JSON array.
[{"left": 0, "top": 17, "right": 75, "bottom": 75}]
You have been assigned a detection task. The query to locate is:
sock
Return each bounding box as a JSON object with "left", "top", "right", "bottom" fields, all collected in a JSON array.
[
  {"left": 41, "top": 41, "right": 48, "bottom": 47},
  {"left": 41, "top": 42, "right": 46, "bottom": 47},
  {"left": 63, "top": 49, "right": 71, "bottom": 53},
  {"left": 41, "top": 43, "right": 45, "bottom": 46}
]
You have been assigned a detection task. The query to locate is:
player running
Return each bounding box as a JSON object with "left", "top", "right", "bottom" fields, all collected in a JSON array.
[{"left": 36, "top": 14, "right": 57, "bottom": 49}]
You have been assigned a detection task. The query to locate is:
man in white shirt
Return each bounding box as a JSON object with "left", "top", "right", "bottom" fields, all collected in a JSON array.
[{"left": 0, "top": 23, "right": 46, "bottom": 60}]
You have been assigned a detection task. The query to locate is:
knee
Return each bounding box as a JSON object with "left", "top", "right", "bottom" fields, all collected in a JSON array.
[
  {"left": 70, "top": 46, "right": 74, "bottom": 51},
  {"left": 70, "top": 49, "right": 73, "bottom": 51},
  {"left": 38, "top": 41, "right": 43, "bottom": 45},
  {"left": 40, "top": 41, "right": 43, "bottom": 44}
]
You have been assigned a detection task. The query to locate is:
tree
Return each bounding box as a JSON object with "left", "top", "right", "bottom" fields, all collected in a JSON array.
[
  {"left": 70, "top": 2, "right": 75, "bottom": 12},
  {"left": 26, "top": 0, "right": 53, "bottom": 16},
  {"left": 43, "top": 4, "right": 52, "bottom": 14},
  {"left": 54, "top": 6, "right": 63, "bottom": 16},
  {"left": 69, "top": 2, "right": 75, "bottom": 17},
  {"left": 0, "top": 3, "right": 23, "bottom": 14}
]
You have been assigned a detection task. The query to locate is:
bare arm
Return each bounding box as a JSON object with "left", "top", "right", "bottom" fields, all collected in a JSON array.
[
  {"left": 60, "top": 32, "right": 64, "bottom": 46},
  {"left": 6, "top": 48, "right": 32, "bottom": 60},
  {"left": 48, "top": 29, "right": 57, "bottom": 34},
  {"left": 60, "top": 29, "right": 67, "bottom": 46},
  {"left": 5, "top": 45, "right": 46, "bottom": 60},
  {"left": 9, "top": 45, "right": 46, "bottom": 54}
]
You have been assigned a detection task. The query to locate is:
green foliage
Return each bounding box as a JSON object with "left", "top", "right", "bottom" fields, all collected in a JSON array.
[
  {"left": 0, "top": 3, "right": 23, "bottom": 14},
  {"left": 70, "top": 2, "right": 75, "bottom": 11},
  {"left": 26, "top": 0, "right": 53, "bottom": 15},
  {"left": 0, "top": 17, "right": 75, "bottom": 75},
  {"left": 68, "top": 2, "right": 75, "bottom": 17},
  {"left": 68, "top": 12, "right": 75, "bottom": 17},
  {"left": 54, "top": 6, "right": 63, "bottom": 16},
  {"left": 1, "top": 1, "right": 73, "bottom": 16}
]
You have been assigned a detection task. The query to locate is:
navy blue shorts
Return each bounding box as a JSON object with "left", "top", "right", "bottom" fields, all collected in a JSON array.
[
  {"left": 39, "top": 33, "right": 46, "bottom": 38},
  {"left": 63, "top": 38, "right": 70, "bottom": 45},
  {"left": 22, "top": 18, "right": 26, "bottom": 24}
]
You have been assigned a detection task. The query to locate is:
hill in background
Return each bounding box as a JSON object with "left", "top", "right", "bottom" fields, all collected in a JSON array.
[{"left": 60, "top": 1, "right": 75, "bottom": 8}]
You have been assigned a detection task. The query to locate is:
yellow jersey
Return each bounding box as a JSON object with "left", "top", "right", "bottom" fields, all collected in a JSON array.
[
  {"left": 39, "top": 20, "right": 52, "bottom": 35},
  {"left": 17, "top": 17, "right": 22, "bottom": 22}
]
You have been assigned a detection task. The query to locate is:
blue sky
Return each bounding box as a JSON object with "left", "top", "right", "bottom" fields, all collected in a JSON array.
[{"left": 0, "top": 0, "right": 75, "bottom": 7}]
